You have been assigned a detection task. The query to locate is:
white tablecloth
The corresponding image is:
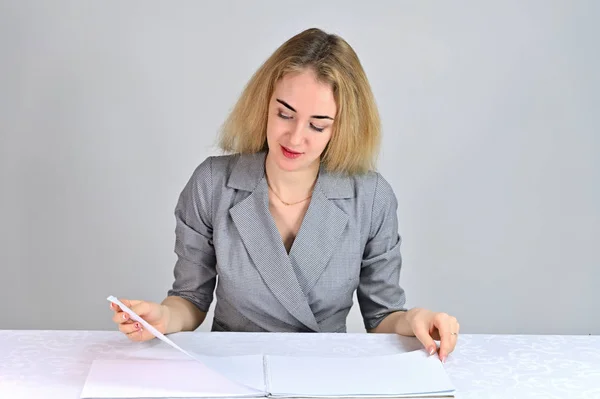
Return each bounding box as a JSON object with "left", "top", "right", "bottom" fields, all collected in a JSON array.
[{"left": 1, "top": 330, "right": 599, "bottom": 398}]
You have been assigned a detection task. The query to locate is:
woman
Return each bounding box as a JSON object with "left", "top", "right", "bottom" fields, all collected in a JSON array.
[{"left": 111, "top": 28, "right": 460, "bottom": 362}]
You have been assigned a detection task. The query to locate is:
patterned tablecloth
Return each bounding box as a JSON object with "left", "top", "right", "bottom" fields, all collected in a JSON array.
[{"left": 1, "top": 330, "right": 599, "bottom": 399}]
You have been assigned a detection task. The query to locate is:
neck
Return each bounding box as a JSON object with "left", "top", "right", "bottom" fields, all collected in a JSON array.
[{"left": 264, "top": 153, "right": 319, "bottom": 202}]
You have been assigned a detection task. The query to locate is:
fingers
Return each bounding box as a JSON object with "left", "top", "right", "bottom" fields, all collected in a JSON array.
[
  {"left": 110, "top": 298, "right": 139, "bottom": 326},
  {"left": 412, "top": 323, "right": 438, "bottom": 356},
  {"left": 110, "top": 298, "right": 143, "bottom": 313},
  {"left": 109, "top": 298, "right": 129, "bottom": 313},
  {"left": 112, "top": 309, "right": 133, "bottom": 324},
  {"left": 434, "top": 313, "right": 460, "bottom": 363},
  {"left": 119, "top": 319, "right": 153, "bottom": 341},
  {"left": 119, "top": 321, "right": 143, "bottom": 335},
  {"left": 109, "top": 298, "right": 155, "bottom": 342},
  {"left": 129, "top": 301, "right": 151, "bottom": 318},
  {"left": 126, "top": 327, "right": 155, "bottom": 342}
]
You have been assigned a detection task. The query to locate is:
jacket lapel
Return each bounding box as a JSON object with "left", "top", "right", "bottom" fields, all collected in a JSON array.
[
  {"left": 228, "top": 152, "right": 320, "bottom": 332},
  {"left": 288, "top": 172, "right": 351, "bottom": 295}
]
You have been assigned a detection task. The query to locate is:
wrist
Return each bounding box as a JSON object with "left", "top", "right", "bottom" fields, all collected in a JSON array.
[
  {"left": 392, "top": 310, "right": 414, "bottom": 336},
  {"left": 162, "top": 304, "right": 177, "bottom": 334},
  {"left": 404, "top": 308, "right": 421, "bottom": 331}
]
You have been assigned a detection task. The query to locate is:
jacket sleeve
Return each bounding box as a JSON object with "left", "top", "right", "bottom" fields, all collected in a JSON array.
[
  {"left": 167, "top": 156, "right": 217, "bottom": 312},
  {"left": 357, "top": 173, "right": 407, "bottom": 330}
]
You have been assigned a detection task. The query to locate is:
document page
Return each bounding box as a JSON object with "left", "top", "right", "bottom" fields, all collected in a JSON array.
[
  {"left": 80, "top": 358, "right": 265, "bottom": 398},
  {"left": 266, "top": 350, "right": 455, "bottom": 398}
]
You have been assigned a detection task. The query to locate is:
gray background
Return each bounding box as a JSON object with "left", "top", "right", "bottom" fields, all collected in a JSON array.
[{"left": 1, "top": 1, "right": 598, "bottom": 334}]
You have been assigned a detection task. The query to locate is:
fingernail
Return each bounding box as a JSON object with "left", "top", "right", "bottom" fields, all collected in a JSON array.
[
  {"left": 429, "top": 346, "right": 436, "bottom": 355},
  {"left": 122, "top": 313, "right": 128, "bottom": 320},
  {"left": 135, "top": 323, "right": 140, "bottom": 330},
  {"left": 441, "top": 355, "right": 446, "bottom": 363}
]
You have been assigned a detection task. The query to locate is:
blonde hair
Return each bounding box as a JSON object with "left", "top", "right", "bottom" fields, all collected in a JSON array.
[{"left": 218, "top": 28, "right": 381, "bottom": 175}]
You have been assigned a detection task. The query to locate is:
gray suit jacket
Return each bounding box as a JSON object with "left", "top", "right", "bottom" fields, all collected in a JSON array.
[{"left": 167, "top": 151, "right": 406, "bottom": 333}]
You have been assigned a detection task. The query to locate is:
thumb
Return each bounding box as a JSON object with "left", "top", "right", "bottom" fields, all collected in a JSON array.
[
  {"left": 112, "top": 298, "right": 147, "bottom": 319},
  {"left": 129, "top": 300, "right": 151, "bottom": 318},
  {"left": 110, "top": 298, "right": 136, "bottom": 313},
  {"left": 413, "top": 324, "right": 437, "bottom": 356}
]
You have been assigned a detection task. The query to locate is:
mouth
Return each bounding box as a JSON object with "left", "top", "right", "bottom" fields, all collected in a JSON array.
[{"left": 281, "top": 145, "right": 303, "bottom": 159}]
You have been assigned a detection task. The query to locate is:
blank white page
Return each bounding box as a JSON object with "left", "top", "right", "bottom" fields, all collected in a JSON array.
[
  {"left": 265, "top": 350, "right": 455, "bottom": 398},
  {"left": 80, "top": 358, "right": 265, "bottom": 398}
]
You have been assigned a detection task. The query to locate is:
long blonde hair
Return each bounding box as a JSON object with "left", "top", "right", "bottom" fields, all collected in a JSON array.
[{"left": 218, "top": 28, "right": 381, "bottom": 175}]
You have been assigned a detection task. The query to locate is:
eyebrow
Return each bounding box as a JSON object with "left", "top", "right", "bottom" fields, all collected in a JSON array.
[{"left": 276, "top": 99, "right": 334, "bottom": 120}]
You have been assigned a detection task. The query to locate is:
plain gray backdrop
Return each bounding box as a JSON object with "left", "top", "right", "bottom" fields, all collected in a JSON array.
[{"left": 1, "top": 0, "right": 598, "bottom": 334}]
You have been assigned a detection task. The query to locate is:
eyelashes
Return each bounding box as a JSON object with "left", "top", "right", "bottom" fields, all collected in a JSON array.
[
  {"left": 277, "top": 111, "right": 325, "bottom": 133},
  {"left": 277, "top": 111, "right": 292, "bottom": 120}
]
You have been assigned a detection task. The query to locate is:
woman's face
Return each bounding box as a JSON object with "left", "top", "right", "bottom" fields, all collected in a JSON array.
[{"left": 265, "top": 69, "right": 337, "bottom": 173}]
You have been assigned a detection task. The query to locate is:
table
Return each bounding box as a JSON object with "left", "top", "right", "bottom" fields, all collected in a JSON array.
[{"left": 1, "top": 330, "right": 599, "bottom": 398}]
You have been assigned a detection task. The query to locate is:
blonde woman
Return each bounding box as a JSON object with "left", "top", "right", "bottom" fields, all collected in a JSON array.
[{"left": 110, "top": 28, "right": 460, "bottom": 362}]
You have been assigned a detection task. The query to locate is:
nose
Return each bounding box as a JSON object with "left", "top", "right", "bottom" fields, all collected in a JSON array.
[{"left": 288, "top": 121, "right": 304, "bottom": 146}]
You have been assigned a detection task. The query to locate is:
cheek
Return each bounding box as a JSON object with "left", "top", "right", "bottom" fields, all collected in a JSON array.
[
  {"left": 311, "top": 132, "right": 333, "bottom": 153},
  {"left": 266, "top": 118, "right": 285, "bottom": 141}
]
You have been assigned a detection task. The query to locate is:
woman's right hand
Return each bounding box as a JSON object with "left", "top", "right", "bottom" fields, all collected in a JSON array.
[{"left": 110, "top": 298, "right": 171, "bottom": 342}]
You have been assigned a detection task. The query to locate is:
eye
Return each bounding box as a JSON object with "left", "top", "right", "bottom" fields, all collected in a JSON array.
[
  {"left": 277, "top": 111, "right": 292, "bottom": 120},
  {"left": 310, "top": 124, "right": 325, "bottom": 133},
  {"left": 277, "top": 109, "right": 326, "bottom": 132}
]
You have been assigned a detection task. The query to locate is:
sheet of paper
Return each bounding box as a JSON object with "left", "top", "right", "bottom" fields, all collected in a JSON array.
[
  {"left": 93, "top": 296, "right": 266, "bottom": 398},
  {"left": 80, "top": 358, "right": 265, "bottom": 399},
  {"left": 120, "top": 346, "right": 268, "bottom": 393},
  {"left": 266, "top": 349, "right": 455, "bottom": 398}
]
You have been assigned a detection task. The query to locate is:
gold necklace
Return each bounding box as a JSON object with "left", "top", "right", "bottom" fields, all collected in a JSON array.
[{"left": 266, "top": 179, "right": 313, "bottom": 206}]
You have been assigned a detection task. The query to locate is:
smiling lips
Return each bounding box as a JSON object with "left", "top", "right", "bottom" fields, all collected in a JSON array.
[{"left": 281, "top": 145, "right": 303, "bottom": 159}]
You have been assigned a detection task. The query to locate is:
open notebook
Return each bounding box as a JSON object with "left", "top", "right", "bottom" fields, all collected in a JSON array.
[{"left": 80, "top": 297, "right": 455, "bottom": 398}]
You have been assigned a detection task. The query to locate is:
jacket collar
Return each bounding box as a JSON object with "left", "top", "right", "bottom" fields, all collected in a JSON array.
[{"left": 226, "top": 151, "right": 355, "bottom": 199}]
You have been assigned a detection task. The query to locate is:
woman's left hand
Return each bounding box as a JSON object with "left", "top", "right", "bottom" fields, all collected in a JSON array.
[{"left": 404, "top": 308, "right": 460, "bottom": 363}]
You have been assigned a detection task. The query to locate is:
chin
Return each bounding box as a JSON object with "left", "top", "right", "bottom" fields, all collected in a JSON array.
[
  {"left": 267, "top": 142, "right": 319, "bottom": 172},
  {"left": 275, "top": 157, "right": 307, "bottom": 172},
  {"left": 270, "top": 153, "right": 312, "bottom": 173}
]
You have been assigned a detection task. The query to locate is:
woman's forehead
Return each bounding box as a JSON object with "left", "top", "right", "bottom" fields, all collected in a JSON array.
[{"left": 273, "top": 70, "right": 336, "bottom": 115}]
